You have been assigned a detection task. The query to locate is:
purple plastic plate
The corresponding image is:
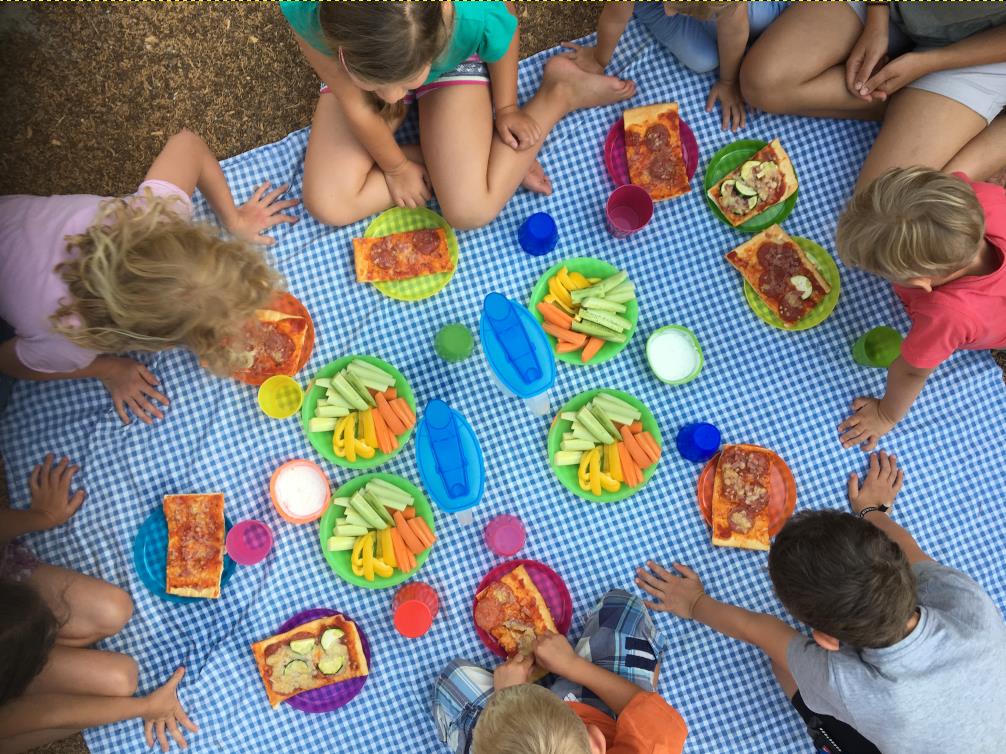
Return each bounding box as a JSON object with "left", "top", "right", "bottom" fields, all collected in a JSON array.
[
  {"left": 276, "top": 608, "right": 372, "bottom": 713},
  {"left": 604, "top": 115, "right": 699, "bottom": 187},
  {"left": 473, "top": 559, "right": 573, "bottom": 658}
]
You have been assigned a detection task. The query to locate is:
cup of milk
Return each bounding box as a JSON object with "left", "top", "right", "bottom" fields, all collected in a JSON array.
[
  {"left": 270, "top": 460, "right": 331, "bottom": 524},
  {"left": 646, "top": 326, "right": 703, "bottom": 385}
]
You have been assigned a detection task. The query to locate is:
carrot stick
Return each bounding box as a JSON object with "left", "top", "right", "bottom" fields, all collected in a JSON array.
[
  {"left": 376, "top": 393, "right": 408, "bottom": 435},
  {"left": 634, "top": 434, "right": 659, "bottom": 466},
  {"left": 390, "top": 528, "right": 410, "bottom": 573},
  {"left": 402, "top": 506, "right": 417, "bottom": 520},
  {"left": 412, "top": 516, "right": 437, "bottom": 547},
  {"left": 383, "top": 387, "right": 397, "bottom": 400},
  {"left": 620, "top": 426, "right": 651, "bottom": 469},
  {"left": 372, "top": 409, "right": 393, "bottom": 454},
  {"left": 542, "top": 323, "right": 587, "bottom": 346},
  {"left": 637, "top": 432, "right": 662, "bottom": 462},
  {"left": 395, "top": 511, "right": 425, "bottom": 553},
  {"left": 390, "top": 398, "right": 415, "bottom": 429},
  {"left": 628, "top": 421, "right": 643, "bottom": 433},
  {"left": 556, "top": 341, "right": 581, "bottom": 353},
  {"left": 408, "top": 517, "right": 433, "bottom": 550},
  {"left": 617, "top": 442, "right": 640, "bottom": 487},
  {"left": 394, "top": 398, "right": 416, "bottom": 425},
  {"left": 580, "top": 337, "right": 604, "bottom": 363},
  {"left": 405, "top": 546, "right": 417, "bottom": 572},
  {"left": 536, "top": 301, "right": 574, "bottom": 329}
]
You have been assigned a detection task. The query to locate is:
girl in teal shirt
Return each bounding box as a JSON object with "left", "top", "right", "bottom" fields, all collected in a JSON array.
[{"left": 280, "top": 2, "right": 635, "bottom": 230}]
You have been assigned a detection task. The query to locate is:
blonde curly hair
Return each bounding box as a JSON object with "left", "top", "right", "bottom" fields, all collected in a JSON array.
[{"left": 52, "top": 191, "right": 282, "bottom": 376}]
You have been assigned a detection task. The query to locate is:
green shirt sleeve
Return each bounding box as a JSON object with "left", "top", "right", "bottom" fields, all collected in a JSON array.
[
  {"left": 427, "top": 2, "right": 517, "bottom": 83},
  {"left": 469, "top": 2, "right": 518, "bottom": 64},
  {"left": 280, "top": 1, "right": 331, "bottom": 55}
]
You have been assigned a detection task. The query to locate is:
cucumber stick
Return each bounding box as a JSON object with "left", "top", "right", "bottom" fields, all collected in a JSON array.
[
  {"left": 560, "top": 438, "right": 596, "bottom": 452},
  {"left": 593, "top": 392, "right": 642, "bottom": 422},
  {"left": 553, "top": 450, "right": 584, "bottom": 466},
  {"left": 568, "top": 422, "right": 597, "bottom": 442},
  {"left": 315, "top": 405, "right": 350, "bottom": 418},
  {"left": 331, "top": 374, "right": 368, "bottom": 410},
  {"left": 581, "top": 297, "right": 626, "bottom": 313},
  {"left": 347, "top": 362, "right": 394, "bottom": 392},
  {"left": 361, "top": 491, "right": 395, "bottom": 526},
  {"left": 589, "top": 405, "right": 620, "bottom": 439},
  {"left": 572, "top": 320, "right": 627, "bottom": 343},
  {"left": 324, "top": 390, "right": 353, "bottom": 409},
  {"left": 580, "top": 309, "right": 632, "bottom": 332},
  {"left": 327, "top": 536, "right": 356, "bottom": 552},
  {"left": 344, "top": 371, "right": 377, "bottom": 407},
  {"left": 314, "top": 377, "right": 332, "bottom": 389},
  {"left": 365, "top": 479, "right": 413, "bottom": 505},
  {"left": 308, "top": 417, "right": 339, "bottom": 433},
  {"left": 348, "top": 493, "right": 385, "bottom": 529},
  {"left": 560, "top": 411, "right": 578, "bottom": 422},
  {"left": 577, "top": 407, "right": 618, "bottom": 443},
  {"left": 335, "top": 523, "right": 368, "bottom": 537}
]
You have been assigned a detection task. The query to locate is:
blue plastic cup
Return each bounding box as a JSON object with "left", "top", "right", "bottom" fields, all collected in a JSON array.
[
  {"left": 518, "top": 212, "right": 558, "bottom": 256},
  {"left": 676, "top": 423, "right": 722, "bottom": 463}
]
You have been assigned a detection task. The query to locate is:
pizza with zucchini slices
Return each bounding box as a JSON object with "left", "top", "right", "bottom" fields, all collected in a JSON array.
[
  {"left": 164, "top": 493, "right": 225, "bottom": 598},
  {"left": 726, "top": 225, "right": 830, "bottom": 327},
  {"left": 353, "top": 228, "right": 452, "bottom": 283},
  {"left": 623, "top": 103, "right": 691, "bottom": 201},
  {"left": 474, "top": 565, "right": 558, "bottom": 656},
  {"left": 251, "top": 614, "right": 369, "bottom": 708},
  {"left": 711, "top": 445, "right": 774, "bottom": 551},
  {"left": 708, "top": 139, "right": 797, "bottom": 226}
]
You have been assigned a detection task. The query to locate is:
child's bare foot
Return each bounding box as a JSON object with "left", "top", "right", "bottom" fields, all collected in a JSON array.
[
  {"left": 521, "top": 160, "right": 553, "bottom": 195},
  {"left": 541, "top": 55, "right": 636, "bottom": 113}
]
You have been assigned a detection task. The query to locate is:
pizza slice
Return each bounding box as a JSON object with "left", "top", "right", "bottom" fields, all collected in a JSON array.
[
  {"left": 353, "top": 228, "right": 453, "bottom": 283},
  {"left": 474, "top": 565, "right": 558, "bottom": 656},
  {"left": 164, "top": 493, "right": 225, "bottom": 598},
  {"left": 623, "top": 103, "right": 691, "bottom": 201},
  {"left": 708, "top": 139, "right": 797, "bottom": 226},
  {"left": 726, "top": 225, "right": 831, "bottom": 327},
  {"left": 711, "top": 445, "right": 774, "bottom": 551},
  {"left": 232, "top": 308, "right": 309, "bottom": 384},
  {"left": 251, "top": 614, "right": 369, "bottom": 708}
]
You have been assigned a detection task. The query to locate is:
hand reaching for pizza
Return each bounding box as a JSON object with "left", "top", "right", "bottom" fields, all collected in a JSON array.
[
  {"left": 706, "top": 79, "right": 747, "bottom": 132},
  {"left": 141, "top": 667, "right": 199, "bottom": 752},
  {"left": 28, "top": 454, "right": 86, "bottom": 530},
  {"left": 495, "top": 106, "right": 542, "bottom": 152},
  {"left": 97, "top": 356, "right": 169, "bottom": 426},
  {"left": 635, "top": 561, "right": 707, "bottom": 620},
  {"left": 560, "top": 41, "right": 605, "bottom": 75},
  {"left": 229, "top": 181, "right": 300, "bottom": 246},
  {"left": 493, "top": 653, "right": 536, "bottom": 691},
  {"left": 384, "top": 158, "right": 433, "bottom": 209},
  {"left": 847, "top": 451, "right": 904, "bottom": 516},
  {"left": 532, "top": 631, "right": 578, "bottom": 676},
  {"left": 838, "top": 396, "right": 897, "bottom": 451}
]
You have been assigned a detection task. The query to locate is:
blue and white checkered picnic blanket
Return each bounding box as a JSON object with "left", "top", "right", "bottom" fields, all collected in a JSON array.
[{"left": 4, "top": 20, "right": 1006, "bottom": 754}]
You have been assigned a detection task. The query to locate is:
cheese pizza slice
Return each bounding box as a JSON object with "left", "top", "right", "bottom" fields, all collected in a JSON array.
[
  {"left": 474, "top": 565, "right": 558, "bottom": 656},
  {"left": 711, "top": 445, "right": 774, "bottom": 551},
  {"left": 623, "top": 103, "right": 691, "bottom": 201},
  {"left": 708, "top": 139, "right": 797, "bottom": 226},
  {"left": 164, "top": 493, "right": 225, "bottom": 598},
  {"left": 726, "top": 225, "right": 831, "bottom": 327},
  {"left": 251, "top": 614, "right": 369, "bottom": 708},
  {"left": 353, "top": 228, "right": 453, "bottom": 283}
]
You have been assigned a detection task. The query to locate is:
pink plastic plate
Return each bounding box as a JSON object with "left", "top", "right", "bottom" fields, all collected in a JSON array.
[
  {"left": 276, "top": 608, "right": 372, "bottom": 713},
  {"left": 604, "top": 115, "right": 699, "bottom": 187},
  {"left": 472, "top": 559, "right": 573, "bottom": 658}
]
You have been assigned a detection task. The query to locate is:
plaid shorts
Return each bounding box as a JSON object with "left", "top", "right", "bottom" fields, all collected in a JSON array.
[{"left": 430, "top": 589, "right": 666, "bottom": 754}]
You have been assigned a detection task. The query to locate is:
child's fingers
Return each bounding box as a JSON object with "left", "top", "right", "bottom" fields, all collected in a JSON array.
[
  {"left": 177, "top": 706, "right": 199, "bottom": 733},
  {"left": 264, "top": 213, "right": 298, "bottom": 229},
  {"left": 58, "top": 462, "right": 79, "bottom": 492},
  {"left": 250, "top": 181, "right": 270, "bottom": 203},
  {"left": 635, "top": 577, "right": 662, "bottom": 599},
  {"left": 868, "top": 451, "right": 880, "bottom": 478},
  {"left": 42, "top": 452, "right": 55, "bottom": 476},
  {"left": 138, "top": 364, "right": 160, "bottom": 387},
  {"left": 705, "top": 89, "right": 717, "bottom": 112},
  {"left": 671, "top": 562, "right": 699, "bottom": 580},
  {"left": 113, "top": 399, "right": 132, "bottom": 425},
  {"left": 641, "top": 599, "right": 661, "bottom": 612},
  {"left": 647, "top": 560, "right": 675, "bottom": 579},
  {"left": 265, "top": 198, "right": 300, "bottom": 215},
  {"left": 128, "top": 397, "right": 158, "bottom": 425},
  {"left": 156, "top": 719, "right": 170, "bottom": 752},
  {"left": 68, "top": 489, "right": 86, "bottom": 516},
  {"left": 141, "top": 384, "right": 170, "bottom": 407},
  {"left": 885, "top": 454, "right": 899, "bottom": 482},
  {"left": 893, "top": 469, "right": 905, "bottom": 494},
  {"left": 166, "top": 719, "right": 188, "bottom": 750},
  {"left": 561, "top": 42, "right": 579, "bottom": 51},
  {"left": 144, "top": 719, "right": 154, "bottom": 748},
  {"left": 635, "top": 568, "right": 664, "bottom": 590},
  {"left": 29, "top": 462, "right": 42, "bottom": 493},
  {"left": 263, "top": 183, "right": 290, "bottom": 204},
  {"left": 847, "top": 472, "right": 860, "bottom": 501},
  {"left": 863, "top": 435, "right": 879, "bottom": 452}
]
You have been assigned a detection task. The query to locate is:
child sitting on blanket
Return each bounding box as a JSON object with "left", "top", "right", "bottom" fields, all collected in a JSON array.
[
  {"left": 0, "top": 454, "right": 196, "bottom": 753},
  {"left": 431, "top": 590, "right": 688, "bottom": 754},
  {"left": 281, "top": 1, "right": 635, "bottom": 230},
  {"left": 563, "top": 1, "right": 787, "bottom": 131},
  {"left": 835, "top": 168, "right": 1006, "bottom": 450},
  {"left": 636, "top": 452, "right": 1006, "bottom": 754},
  {"left": 0, "top": 129, "right": 293, "bottom": 424}
]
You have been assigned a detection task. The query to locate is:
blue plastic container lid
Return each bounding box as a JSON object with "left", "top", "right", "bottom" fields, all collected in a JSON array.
[
  {"left": 518, "top": 212, "right": 558, "bottom": 257},
  {"left": 416, "top": 399, "right": 486, "bottom": 513},
  {"left": 479, "top": 293, "right": 556, "bottom": 400}
]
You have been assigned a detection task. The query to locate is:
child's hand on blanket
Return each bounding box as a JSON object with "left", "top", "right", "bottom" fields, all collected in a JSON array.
[
  {"left": 838, "top": 396, "right": 897, "bottom": 451},
  {"left": 229, "top": 181, "right": 299, "bottom": 246},
  {"left": 384, "top": 158, "right": 433, "bottom": 209},
  {"left": 847, "top": 451, "right": 904, "bottom": 516},
  {"left": 97, "top": 356, "right": 169, "bottom": 426},
  {"left": 493, "top": 653, "right": 536, "bottom": 691},
  {"left": 706, "top": 79, "right": 747, "bottom": 132},
  {"left": 635, "top": 561, "right": 707, "bottom": 620},
  {"left": 28, "top": 453, "right": 86, "bottom": 530},
  {"left": 141, "top": 667, "right": 199, "bottom": 752},
  {"left": 495, "top": 106, "right": 542, "bottom": 152}
]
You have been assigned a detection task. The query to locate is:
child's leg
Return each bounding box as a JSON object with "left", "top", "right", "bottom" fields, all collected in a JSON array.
[
  {"left": 549, "top": 589, "right": 664, "bottom": 716},
  {"left": 419, "top": 56, "right": 634, "bottom": 230},
  {"left": 27, "top": 564, "right": 133, "bottom": 647},
  {"left": 941, "top": 111, "right": 1006, "bottom": 183},
  {"left": 302, "top": 93, "right": 423, "bottom": 227},
  {"left": 634, "top": 4, "right": 719, "bottom": 74},
  {"left": 430, "top": 659, "right": 494, "bottom": 754}
]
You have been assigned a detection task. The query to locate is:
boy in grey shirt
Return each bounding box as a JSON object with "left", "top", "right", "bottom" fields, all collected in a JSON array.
[{"left": 635, "top": 452, "right": 1006, "bottom": 753}]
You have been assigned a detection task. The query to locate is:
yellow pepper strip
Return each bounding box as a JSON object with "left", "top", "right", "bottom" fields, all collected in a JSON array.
[
  {"left": 362, "top": 408, "right": 378, "bottom": 448},
  {"left": 557, "top": 267, "right": 576, "bottom": 291},
  {"left": 578, "top": 450, "right": 593, "bottom": 491},
  {"left": 344, "top": 415, "right": 357, "bottom": 462},
  {"left": 589, "top": 447, "right": 602, "bottom": 496},
  {"left": 362, "top": 532, "right": 375, "bottom": 581},
  {"left": 332, "top": 416, "right": 351, "bottom": 457},
  {"left": 547, "top": 276, "right": 573, "bottom": 310},
  {"left": 351, "top": 535, "right": 366, "bottom": 576},
  {"left": 599, "top": 472, "right": 621, "bottom": 493},
  {"left": 354, "top": 439, "right": 375, "bottom": 459},
  {"left": 568, "top": 271, "right": 591, "bottom": 288},
  {"left": 607, "top": 443, "right": 623, "bottom": 482},
  {"left": 380, "top": 528, "right": 396, "bottom": 568},
  {"left": 587, "top": 277, "right": 601, "bottom": 284},
  {"left": 373, "top": 559, "right": 393, "bottom": 578},
  {"left": 356, "top": 411, "right": 366, "bottom": 442}
]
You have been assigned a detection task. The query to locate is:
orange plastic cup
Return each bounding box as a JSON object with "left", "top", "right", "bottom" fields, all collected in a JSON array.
[{"left": 270, "top": 459, "right": 330, "bottom": 525}]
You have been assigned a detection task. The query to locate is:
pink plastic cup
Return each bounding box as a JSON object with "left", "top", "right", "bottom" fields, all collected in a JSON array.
[
  {"left": 393, "top": 582, "right": 440, "bottom": 639},
  {"left": 484, "top": 515, "right": 526, "bottom": 558},
  {"left": 605, "top": 185, "right": 653, "bottom": 239},
  {"left": 225, "top": 520, "right": 273, "bottom": 566}
]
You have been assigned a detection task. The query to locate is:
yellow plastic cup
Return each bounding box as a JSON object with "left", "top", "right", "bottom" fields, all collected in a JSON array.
[{"left": 257, "top": 375, "right": 304, "bottom": 419}]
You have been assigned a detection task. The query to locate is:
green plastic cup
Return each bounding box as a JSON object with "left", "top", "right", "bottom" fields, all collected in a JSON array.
[
  {"left": 435, "top": 323, "right": 474, "bottom": 362},
  {"left": 852, "top": 326, "right": 903, "bottom": 368}
]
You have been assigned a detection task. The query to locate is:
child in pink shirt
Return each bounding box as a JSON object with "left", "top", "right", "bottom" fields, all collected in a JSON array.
[
  {"left": 0, "top": 130, "right": 297, "bottom": 424},
  {"left": 835, "top": 167, "right": 1006, "bottom": 449}
]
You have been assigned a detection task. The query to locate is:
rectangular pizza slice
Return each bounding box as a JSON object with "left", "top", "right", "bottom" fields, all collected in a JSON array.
[
  {"left": 726, "top": 225, "right": 831, "bottom": 327},
  {"left": 353, "top": 228, "right": 452, "bottom": 283},
  {"left": 164, "top": 493, "right": 225, "bottom": 598},
  {"left": 623, "top": 103, "right": 691, "bottom": 201},
  {"left": 474, "top": 565, "right": 558, "bottom": 656},
  {"left": 251, "top": 614, "right": 369, "bottom": 708},
  {"left": 711, "top": 445, "right": 774, "bottom": 551},
  {"left": 707, "top": 138, "right": 797, "bottom": 226}
]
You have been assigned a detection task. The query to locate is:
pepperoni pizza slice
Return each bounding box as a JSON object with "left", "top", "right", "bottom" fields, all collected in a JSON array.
[
  {"left": 231, "top": 308, "right": 309, "bottom": 385},
  {"left": 726, "top": 225, "right": 831, "bottom": 327},
  {"left": 711, "top": 445, "right": 774, "bottom": 551},
  {"left": 474, "top": 565, "right": 558, "bottom": 656},
  {"left": 353, "top": 228, "right": 452, "bottom": 283},
  {"left": 623, "top": 103, "right": 691, "bottom": 201},
  {"left": 251, "top": 614, "right": 369, "bottom": 708},
  {"left": 708, "top": 139, "right": 797, "bottom": 226},
  {"left": 164, "top": 493, "right": 225, "bottom": 598}
]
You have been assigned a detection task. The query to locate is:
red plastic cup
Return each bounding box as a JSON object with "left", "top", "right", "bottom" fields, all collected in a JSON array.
[
  {"left": 225, "top": 520, "right": 273, "bottom": 565},
  {"left": 484, "top": 515, "right": 526, "bottom": 557},
  {"left": 605, "top": 185, "right": 653, "bottom": 239},
  {"left": 393, "top": 582, "right": 440, "bottom": 638}
]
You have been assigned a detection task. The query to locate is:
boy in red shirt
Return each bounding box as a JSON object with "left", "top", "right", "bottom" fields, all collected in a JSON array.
[{"left": 835, "top": 168, "right": 1006, "bottom": 449}]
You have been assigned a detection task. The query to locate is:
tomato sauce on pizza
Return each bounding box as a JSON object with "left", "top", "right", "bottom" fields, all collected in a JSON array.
[
  {"left": 623, "top": 103, "right": 691, "bottom": 201},
  {"left": 353, "top": 228, "right": 453, "bottom": 283},
  {"left": 164, "top": 493, "right": 225, "bottom": 598},
  {"left": 711, "top": 446, "right": 774, "bottom": 551}
]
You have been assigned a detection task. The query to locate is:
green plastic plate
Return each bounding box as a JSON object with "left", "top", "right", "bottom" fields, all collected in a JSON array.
[
  {"left": 528, "top": 258, "right": 639, "bottom": 367},
  {"left": 703, "top": 139, "right": 798, "bottom": 234},
  {"left": 364, "top": 207, "right": 459, "bottom": 301},
  {"left": 546, "top": 389, "right": 661, "bottom": 503},
  {"left": 741, "top": 236, "right": 841, "bottom": 331},
  {"left": 301, "top": 355, "right": 416, "bottom": 470},
  {"left": 319, "top": 472, "right": 435, "bottom": 590}
]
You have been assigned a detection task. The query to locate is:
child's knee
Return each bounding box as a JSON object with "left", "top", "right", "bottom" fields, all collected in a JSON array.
[
  {"left": 96, "top": 585, "right": 133, "bottom": 638},
  {"left": 439, "top": 203, "right": 499, "bottom": 232},
  {"left": 302, "top": 186, "right": 366, "bottom": 228},
  {"left": 739, "top": 57, "right": 788, "bottom": 113},
  {"left": 106, "top": 654, "right": 139, "bottom": 696}
]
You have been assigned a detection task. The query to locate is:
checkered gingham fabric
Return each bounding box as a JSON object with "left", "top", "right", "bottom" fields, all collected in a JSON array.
[{"left": 4, "top": 20, "right": 1006, "bottom": 754}]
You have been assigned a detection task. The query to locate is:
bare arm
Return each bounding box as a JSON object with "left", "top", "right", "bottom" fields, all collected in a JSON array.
[
  {"left": 532, "top": 633, "right": 641, "bottom": 715},
  {"left": 0, "top": 454, "right": 85, "bottom": 545},
  {"left": 921, "top": 23, "right": 1006, "bottom": 71},
  {"left": 487, "top": 3, "right": 521, "bottom": 113},
  {"left": 0, "top": 340, "right": 113, "bottom": 382},
  {"left": 879, "top": 356, "right": 933, "bottom": 424},
  {"left": 715, "top": 2, "right": 750, "bottom": 85},
  {"left": 0, "top": 693, "right": 148, "bottom": 738}
]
